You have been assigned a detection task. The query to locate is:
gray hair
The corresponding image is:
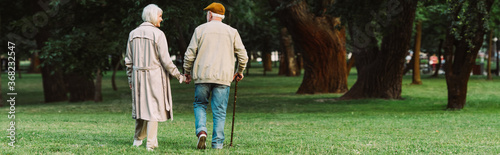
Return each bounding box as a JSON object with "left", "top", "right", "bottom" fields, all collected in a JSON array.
[{"left": 142, "top": 4, "right": 163, "bottom": 24}]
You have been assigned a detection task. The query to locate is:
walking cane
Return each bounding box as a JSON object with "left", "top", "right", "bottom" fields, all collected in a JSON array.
[{"left": 229, "top": 75, "right": 241, "bottom": 147}]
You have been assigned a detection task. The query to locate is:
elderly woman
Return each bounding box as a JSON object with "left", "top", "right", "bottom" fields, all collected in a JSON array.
[{"left": 125, "top": 4, "right": 184, "bottom": 151}]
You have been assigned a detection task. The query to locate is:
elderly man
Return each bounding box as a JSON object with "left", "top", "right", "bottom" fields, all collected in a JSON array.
[
  {"left": 125, "top": 4, "right": 185, "bottom": 151},
  {"left": 183, "top": 2, "right": 248, "bottom": 149}
]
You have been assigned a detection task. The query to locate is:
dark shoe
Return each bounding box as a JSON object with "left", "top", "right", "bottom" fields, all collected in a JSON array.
[{"left": 197, "top": 131, "right": 207, "bottom": 149}]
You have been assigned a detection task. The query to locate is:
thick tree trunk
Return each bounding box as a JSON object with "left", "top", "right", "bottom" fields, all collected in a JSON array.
[
  {"left": 66, "top": 73, "right": 95, "bottom": 102},
  {"left": 278, "top": 27, "right": 299, "bottom": 76},
  {"left": 443, "top": 0, "right": 493, "bottom": 110},
  {"left": 269, "top": 0, "right": 348, "bottom": 94},
  {"left": 41, "top": 64, "right": 68, "bottom": 102},
  {"left": 412, "top": 20, "right": 423, "bottom": 84},
  {"left": 486, "top": 31, "right": 493, "bottom": 80},
  {"left": 94, "top": 69, "right": 103, "bottom": 102},
  {"left": 432, "top": 39, "right": 444, "bottom": 77},
  {"left": 341, "top": 0, "right": 417, "bottom": 99}
]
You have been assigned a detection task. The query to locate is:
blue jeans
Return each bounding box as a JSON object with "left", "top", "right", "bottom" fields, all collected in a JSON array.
[{"left": 194, "top": 83, "right": 230, "bottom": 149}]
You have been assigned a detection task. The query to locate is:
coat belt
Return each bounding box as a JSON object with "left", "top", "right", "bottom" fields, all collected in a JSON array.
[{"left": 133, "top": 65, "right": 160, "bottom": 71}]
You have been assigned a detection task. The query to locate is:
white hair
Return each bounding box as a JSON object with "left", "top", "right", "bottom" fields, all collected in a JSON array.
[
  {"left": 142, "top": 4, "right": 163, "bottom": 24},
  {"left": 208, "top": 11, "right": 225, "bottom": 19}
]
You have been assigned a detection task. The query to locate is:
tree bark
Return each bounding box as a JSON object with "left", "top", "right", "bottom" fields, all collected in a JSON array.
[
  {"left": 94, "top": 68, "right": 103, "bottom": 102},
  {"left": 278, "top": 27, "right": 299, "bottom": 76},
  {"left": 40, "top": 64, "right": 68, "bottom": 102},
  {"left": 432, "top": 39, "right": 444, "bottom": 77},
  {"left": 412, "top": 20, "right": 423, "bottom": 84},
  {"left": 443, "top": 0, "right": 494, "bottom": 110},
  {"left": 341, "top": 0, "right": 418, "bottom": 100},
  {"left": 486, "top": 31, "right": 493, "bottom": 80},
  {"left": 269, "top": 0, "right": 348, "bottom": 94},
  {"left": 66, "top": 73, "right": 95, "bottom": 102}
]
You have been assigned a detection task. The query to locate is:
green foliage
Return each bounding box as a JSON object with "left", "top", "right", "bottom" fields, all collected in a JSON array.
[
  {"left": 227, "top": 0, "right": 280, "bottom": 53},
  {"left": 446, "top": 0, "right": 493, "bottom": 52}
]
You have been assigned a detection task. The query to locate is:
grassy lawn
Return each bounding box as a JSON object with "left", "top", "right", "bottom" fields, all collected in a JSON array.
[{"left": 1, "top": 66, "right": 500, "bottom": 154}]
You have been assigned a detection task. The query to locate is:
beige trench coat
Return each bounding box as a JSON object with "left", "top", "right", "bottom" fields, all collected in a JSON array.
[{"left": 125, "top": 22, "right": 182, "bottom": 122}]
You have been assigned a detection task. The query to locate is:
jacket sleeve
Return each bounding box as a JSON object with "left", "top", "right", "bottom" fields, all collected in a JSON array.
[
  {"left": 157, "top": 32, "right": 182, "bottom": 80},
  {"left": 183, "top": 29, "right": 198, "bottom": 75},
  {"left": 234, "top": 30, "right": 248, "bottom": 74},
  {"left": 124, "top": 36, "right": 133, "bottom": 84}
]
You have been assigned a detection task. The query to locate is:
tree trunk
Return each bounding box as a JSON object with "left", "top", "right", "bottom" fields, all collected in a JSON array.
[
  {"left": 432, "top": 39, "right": 444, "bottom": 77},
  {"left": 263, "top": 52, "right": 272, "bottom": 72},
  {"left": 41, "top": 64, "right": 68, "bottom": 102},
  {"left": 66, "top": 73, "right": 95, "bottom": 102},
  {"left": 278, "top": 27, "right": 299, "bottom": 76},
  {"left": 443, "top": 0, "right": 494, "bottom": 110},
  {"left": 94, "top": 68, "right": 103, "bottom": 102},
  {"left": 412, "top": 20, "right": 423, "bottom": 84},
  {"left": 486, "top": 31, "right": 493, "bottom": 80},
  {"left": 341, "top": 0, "right": 418, "bottom": 99},
  {"left": 346, "top": 55, "right": 355, "bottom": 76},
  {"left": 269, "top": 0, "right": 348, "bottom": 94}
]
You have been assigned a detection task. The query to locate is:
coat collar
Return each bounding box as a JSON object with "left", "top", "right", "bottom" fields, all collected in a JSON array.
[{"left": 140, "top": 22, "right": 156, "bottom": 27}]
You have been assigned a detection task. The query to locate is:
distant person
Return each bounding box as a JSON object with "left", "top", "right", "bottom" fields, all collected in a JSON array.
[
  {"left": 125, "top": 4, "right": 185, "bottom": 151},
  {"left": 430, "top": 54, "right": 438, "bottom": 71},
  {"left": 183, "top": 2, "right": 248, "bottom": 149}
]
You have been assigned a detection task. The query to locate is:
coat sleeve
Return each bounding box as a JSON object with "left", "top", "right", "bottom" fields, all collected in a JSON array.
[
  {"left": 234, "top": 30, "right": 248, "bottom": 74},
  {"left": 183, "top": 29, "right": 198, "bottom": 75},
  {"left": 157, "top": 32, "right": 182, "bottom": 80},
  {"left": 125, "top": 36, "right": 133, "bottom": 84}
]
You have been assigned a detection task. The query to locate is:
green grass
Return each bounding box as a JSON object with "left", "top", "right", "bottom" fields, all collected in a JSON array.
[{"left": 1, "top": 66, "right": 500, "bottom": 154}]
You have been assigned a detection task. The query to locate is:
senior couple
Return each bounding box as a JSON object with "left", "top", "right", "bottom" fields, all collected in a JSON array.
[{"left": 124, "top": 3, "right": 248, "bottom": 151}]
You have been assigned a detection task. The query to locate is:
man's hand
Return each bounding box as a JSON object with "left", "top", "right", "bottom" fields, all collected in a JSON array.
[
  {"left": 184, "top": 74, "right": 192, "bottom": 84},
  {"left": 233, "top": 73, "right": 244, "bottom": 82}
]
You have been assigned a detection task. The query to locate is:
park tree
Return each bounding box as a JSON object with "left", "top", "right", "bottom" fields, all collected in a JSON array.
[
  {"left": 269, "top": 0, "right": 349, "bottom": 94},
  {"left": 334, "top": 0, "right": 418, "bottom": 99},
  {"left": 443, "top": 0, "right": 495, "bottom": 110},
  {"left": 39, "top": 0, "right": 136, "bottom": 102},
  {"left": 3, "top": 0, "right": 70, "bottom": 103}
]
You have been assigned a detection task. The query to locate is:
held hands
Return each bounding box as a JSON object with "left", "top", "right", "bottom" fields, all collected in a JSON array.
[
  {"left": 233, "top": 73, "right": 244, "bottom": 82},
  {"left": 184, "top": 74, "right": 192, "bottom": 84}
]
